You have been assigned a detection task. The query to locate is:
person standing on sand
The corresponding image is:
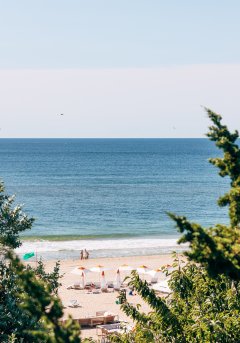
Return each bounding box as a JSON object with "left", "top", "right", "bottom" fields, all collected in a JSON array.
[
  {"left": 84, "top": 249, "right": 88, "bottom": 260},
  {"left": 80, "top": 250, "right": 84, "bottom": 260},
  {"left": 86, "top": 250, "right": 89, "bottom": 259}
]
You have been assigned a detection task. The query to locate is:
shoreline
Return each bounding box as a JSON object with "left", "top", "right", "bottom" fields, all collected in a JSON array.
[{"left": 16, "top": 235, "right": 187, "bottom": 261}]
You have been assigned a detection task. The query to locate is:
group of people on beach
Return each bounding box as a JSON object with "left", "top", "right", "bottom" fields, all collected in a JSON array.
[{"left": 80, "top": 249, "right": 89, "bottom": 260}]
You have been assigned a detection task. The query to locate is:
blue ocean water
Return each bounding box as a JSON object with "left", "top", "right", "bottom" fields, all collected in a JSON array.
[{"left": 0, "top": 138, "right": 230, "bottom": 258}]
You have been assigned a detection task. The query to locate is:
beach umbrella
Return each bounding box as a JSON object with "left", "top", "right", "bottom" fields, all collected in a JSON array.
[
  {"left": 137, "top": 265, "right": 150, "bottom": 274},
  {"left": 118, "top": 264, "right": 134, "bottom": 272},
  {"left": 163, "top": 264, "right": 174, "bottom": 274},
  {"left": 100, "top": 271, "right": 107, "bottom": 289},
  {"left": 146, "top": 268, "right": 162, "bottom": 283},
  {"left": 152, "top": 280, "right": 171, "bottom": 294},
  {"left": 90, "top": 265, "right": 110, "bottom": 282},
  {"left": 90, "top": 264, "right": 109, "bottom": 273},
  {"left": 71, "top": 266, "right": 91, "bottom": 275},
  {"left": 146, "top": 268, "right": 162, "bottom": 277},
  {"left": 115, "top": 269, "right": 122, "bottom": 288},
  {"left": 71, "top": 266, "right": 91, "bottom": 286}
]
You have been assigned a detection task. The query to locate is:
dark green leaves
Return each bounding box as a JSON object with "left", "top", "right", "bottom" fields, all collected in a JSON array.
[{"left": 112, "top": 109, "right": 240, "bottom": 343}]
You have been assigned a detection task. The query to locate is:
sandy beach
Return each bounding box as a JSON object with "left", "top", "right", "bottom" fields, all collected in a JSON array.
[{"left": 37, "top": 254, "right": 175, "bottom": 340}]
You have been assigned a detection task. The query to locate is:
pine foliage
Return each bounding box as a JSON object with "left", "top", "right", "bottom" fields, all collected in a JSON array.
[
  {"left": 169, "top": 108, "right": 240, "bottom": 280},
  {"left": 112, "top": 109, "right": 240, "bottom": 343},
  {"left": 0, "top": 182, "right": 81, "bottom": 342}
]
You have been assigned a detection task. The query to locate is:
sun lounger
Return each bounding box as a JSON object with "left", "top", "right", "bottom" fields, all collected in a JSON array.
[
  {"left": 92, "top": 289, "right": 101, "bottom": 294},
  {"left": 84, "top": 281, "right": 93, "bottom": 290},
  {"left": 68, "top": 299, "right": 81, "bottom": 308},
  {"left": 113, "top": 283, "right": 121, "bottom": 291},
  {"left": 101, "top": 287, "right": 108, "bottom": 293},
  {"left": 96, "top": 322, "right": 132, "bottom": 340},
  {"left": 90, "top": 312, "right": 118, "bottom": 327},
  {"left": 67, "top": 282, "right": 83, "bottom": 290},
  {"left": 107, "top": 281, "right": 114, "bottom": 288}
]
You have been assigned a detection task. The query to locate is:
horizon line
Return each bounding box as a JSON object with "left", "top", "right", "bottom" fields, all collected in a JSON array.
[{"left": 0, "top": 137, "right": 207, "bottom": 139}]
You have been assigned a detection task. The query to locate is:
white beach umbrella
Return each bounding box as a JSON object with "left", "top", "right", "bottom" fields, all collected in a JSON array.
[
  {"left": 146, "top": 268, "right": 162, "bottom": 277},
  {"left": 161, "top": 264, "right": 174, "bottom": 275},
  {"left": 100, "top": 271, "right": 107, "bottom": 289},
  {"left": 146, "top": 268, "right": 162, "bottom": 283},
  {"left": 90, "top": 264, "right": 109, "bottom": 273},
  {"left": 166, "top": 264, "right": 173, "bottom": 270},
  {"left": 115, "top": 269, "right": 122, "bottom": 289},
  {"left": 137, "top": 265, "right": 150, "bottom": 274},
  {"left": 71, "top": 266, "right": 91, "bottom": 275},
  {"left": 118, "top": 264, "right": 134, "bottom": 272},
  {"left": 152, "top": 280, "right": 171, "bottom": 294}
]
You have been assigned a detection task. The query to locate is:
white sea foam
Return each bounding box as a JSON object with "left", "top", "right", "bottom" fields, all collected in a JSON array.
[{"left": 16, "top": 237, "right": 186, "bottom": 254}]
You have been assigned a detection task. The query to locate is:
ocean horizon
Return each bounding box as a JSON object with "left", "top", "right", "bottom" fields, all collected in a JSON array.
[{"left": 0, "top": 138, "right": 229, "bottom": 259}]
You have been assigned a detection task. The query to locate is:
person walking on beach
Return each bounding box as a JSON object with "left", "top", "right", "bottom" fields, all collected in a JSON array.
[
  {"left": 84, "top": 249, "right": 89, "bottom": 260},
  {"left": 80, "top": 250, "right": 84, "bottom": 260},
  {"left": 86, "top": 249, "right": 89, "bottom": 259}
]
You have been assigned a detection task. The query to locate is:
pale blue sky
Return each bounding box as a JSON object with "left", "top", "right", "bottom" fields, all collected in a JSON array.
[
  {"left": 0, "top": 1, "right": 240, "bottom": 137},
  {"left": 1, "top": 0, "right": 240, "bottom": 68}
]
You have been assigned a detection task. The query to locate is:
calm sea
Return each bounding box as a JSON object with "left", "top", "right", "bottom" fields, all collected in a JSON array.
[{"left": 0, "top": 138, "right": 229, "bottom": 259}]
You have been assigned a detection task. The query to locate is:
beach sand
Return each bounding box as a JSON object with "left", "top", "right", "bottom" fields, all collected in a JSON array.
[{"left": 36, "top": 254, "right": 175, "bottom": 340}]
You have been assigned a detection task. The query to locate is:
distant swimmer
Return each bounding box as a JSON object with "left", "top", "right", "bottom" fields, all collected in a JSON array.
[{"left": 57, "top": 113, "right": 64, "bottom": 116}]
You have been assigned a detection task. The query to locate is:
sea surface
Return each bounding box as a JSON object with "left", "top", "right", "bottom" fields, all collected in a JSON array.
[{"left": 0, "top": 138, "right": 230, "bottom": 260}]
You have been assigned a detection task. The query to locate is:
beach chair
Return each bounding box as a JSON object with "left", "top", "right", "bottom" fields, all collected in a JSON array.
[
  {"left": 68, "top": 299, "right": 81, "bottom": 308},
  {"left": 113, "top": 284, "right": 121, "bottom": 291},
  {"left": 90, "top": 312, "right": 118, "bottom": 327},
  {"left": 67, "top": 282, "right": 83, "bottom": 290},
  {"left": 104, "top": 313, "right": 118, "bottom": 324},
  {"left": 92, "top": 289, "right": 101, "bottom": 294},
  {"left": 150, "top": 275, "right": 159, "bottom": 284},
  {"left": 101, "top": 288, "right": 108, "bottom": 293},
  {"left": 96, "top": 323, "right": 123, "bottom": 341},
  {"left": 107, "top": 281, "right": 114, "bottom": 288}
]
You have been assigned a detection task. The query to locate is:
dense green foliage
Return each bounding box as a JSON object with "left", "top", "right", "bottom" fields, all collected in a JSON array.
[
  {"left": 0, "top": 182, "right": 81, "bottom": 342},
  {"left": 32, "top": 259, "right": 63, "bottom": 295},
  {"left": 0, "top": 183, "right": 34, "bottom": 250},
  {"left": 169, "top": 108, "right": 240, "bottom": 281},
  {"left": 111, "top": 109, "right": 240, "bottom": 342}
]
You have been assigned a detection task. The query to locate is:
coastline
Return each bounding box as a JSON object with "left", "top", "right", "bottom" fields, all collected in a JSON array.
[{"left": 16, "top": 235, "right": 187, "bottom": 260}]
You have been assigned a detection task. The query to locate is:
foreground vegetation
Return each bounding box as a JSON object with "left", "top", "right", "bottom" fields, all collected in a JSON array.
[
  {"left": 111, "top": 109, "right": 240, "bottom": 342},
  {"left": 0, "top": 186, "right": 82, "bottom": 341}
]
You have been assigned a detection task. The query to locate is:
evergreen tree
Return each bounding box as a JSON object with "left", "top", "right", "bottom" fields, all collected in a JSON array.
[
  {"left": 0, "top": 182, "right": 81, "bottom": 342},
  {"left": 111, "top": 109, "right": 240, "bottom": 343}
]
